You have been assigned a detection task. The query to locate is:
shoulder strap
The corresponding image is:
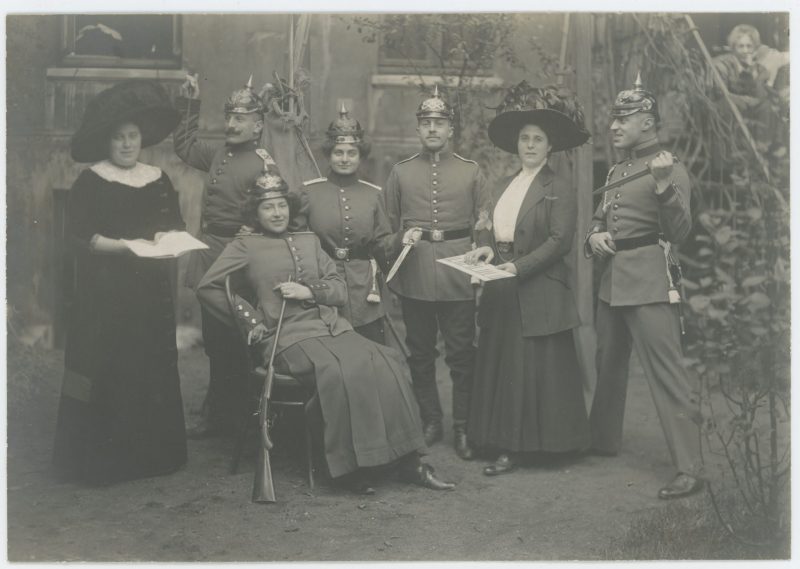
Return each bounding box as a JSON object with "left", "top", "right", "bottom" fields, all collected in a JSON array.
[
  {"left": 255, "top": 148, "right": 277, "bottom": 169},
  {"left": 302, "top": 177, "right": 327, "bottom": 186},
  {"left": 453, "top": 153, "right": 477, "bottom": 165},
  {"left": 394, "top": 153, "right": 419, "bottom": 166},
  {"left": 359, "top": 179, "right": 382, "bottom": 191}
]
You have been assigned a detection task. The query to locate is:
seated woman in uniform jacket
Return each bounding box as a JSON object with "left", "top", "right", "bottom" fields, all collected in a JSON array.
[
  {"left": 464, "top": 81, "right": 591, "bottom": 476},
  {"left": 196, "top": 168, "right": 454, "bottom": 494}
]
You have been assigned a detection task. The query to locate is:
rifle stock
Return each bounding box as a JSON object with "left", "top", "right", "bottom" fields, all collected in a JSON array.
[{"left": 252, "top": 293, "right": 288, "bottom": 504}]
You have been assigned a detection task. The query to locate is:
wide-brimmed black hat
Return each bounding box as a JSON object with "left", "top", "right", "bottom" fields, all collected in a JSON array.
[
  {"left": 70, "top": 80, "right": 180, "bottom": 163},
  {"left": 488, "top": 81, "right": 589, "bottom": 153}
]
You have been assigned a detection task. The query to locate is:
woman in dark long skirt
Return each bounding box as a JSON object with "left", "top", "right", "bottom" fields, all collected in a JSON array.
[
  {"left": 53, "top": 81, "right": 187, "bottom": 485},
  {"left": 464, "top": 82, "right": 591, "bottom": 475},
  {"left": 196, "top": 169, "right": 454, "bottom": 494}
]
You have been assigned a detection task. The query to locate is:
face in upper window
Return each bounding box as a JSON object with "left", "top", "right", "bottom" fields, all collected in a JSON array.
[
  {"left": 517, "top": 124, "right": 551, "bottom": 170},
  {"left": 224, "top": 112, "right": 263, "bottom": 146},
  {"left": 108, "top": 122, "right": 142, "bottom": 168},
  {"left": 733, "top": 33, "right": 756, "bottom": 65},
  {"left": 329, "top": 143, "right": 361, "bottom": 176},
  {"left": 416, "top": 118, "right": 453, "bottom": 153}
]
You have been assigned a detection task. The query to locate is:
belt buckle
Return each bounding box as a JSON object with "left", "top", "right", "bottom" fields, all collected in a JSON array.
[
  {"left": 334, "top": 247, "right": 349, "bottom": 260},
  {"left": 431, "top": 229, "right": 444, "bottom": 242}
]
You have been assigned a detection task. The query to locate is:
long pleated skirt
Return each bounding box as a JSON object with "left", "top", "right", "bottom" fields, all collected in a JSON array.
[
  {"left": 468, "top": 278, "right": 590, "bottom": 453},
  {"left": 276, "top": 331, "right": 426, "bottom": 478}
]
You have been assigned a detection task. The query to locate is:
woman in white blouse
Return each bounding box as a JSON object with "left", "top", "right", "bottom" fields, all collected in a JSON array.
[{"left": 463, "top": 82, "right": 591, "bottom": 476}]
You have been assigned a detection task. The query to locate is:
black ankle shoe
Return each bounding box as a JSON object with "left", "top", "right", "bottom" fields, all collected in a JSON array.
[
  {"left": 454, "top": 429, "right": 474, "bottom": 460},
  {"left": 423, "top": 422, "right": 444, "bottom": 446}
]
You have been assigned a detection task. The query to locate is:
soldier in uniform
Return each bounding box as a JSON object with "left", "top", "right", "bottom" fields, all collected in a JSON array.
[
  {"left": 585, "top": 75, "right": 703, "bottom": 499},
  {"left": 301, "top": 105, "right": 396, "bottom": 344},
  {"left": 384, "top": 87, "right": 491, "bottom": 460},
  {"left": 174, "top": 75, "right": 279, "bottom": 437}
]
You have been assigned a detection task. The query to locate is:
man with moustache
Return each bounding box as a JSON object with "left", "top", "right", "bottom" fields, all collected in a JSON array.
[
  {"left": 585, "top": 74, "right": 703, "bottom": 499},
  {"left": 384, "top": 87, "right": 491, "bottom": 460},
  {"left": 174, "top": 74, "right": 279, "bottom": 437}
]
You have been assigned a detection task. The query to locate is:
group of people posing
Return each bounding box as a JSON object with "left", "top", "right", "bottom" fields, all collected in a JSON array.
[{"left": 53, "top": 71, "right": 704, "bottom": 501}]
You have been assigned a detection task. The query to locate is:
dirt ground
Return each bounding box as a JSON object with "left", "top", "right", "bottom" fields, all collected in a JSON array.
[{"left": 8, "top": 336, "right": 697, "bottom": 562}]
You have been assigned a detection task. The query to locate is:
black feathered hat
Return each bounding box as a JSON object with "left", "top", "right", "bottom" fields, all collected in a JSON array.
[
  {"left": 70, "top": 80, "right": 180, "bottom": 163},
  {"left": 488, "top": 81, "right": 590, "bottom": 153}
]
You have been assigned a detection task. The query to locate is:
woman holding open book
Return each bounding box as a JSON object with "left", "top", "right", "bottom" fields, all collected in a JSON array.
[
  {"left": 53, "top": 81, "right": 188, "bottom": 485},
  {"left": 463, "top": 82, "right": 591, "bottom": 475}
]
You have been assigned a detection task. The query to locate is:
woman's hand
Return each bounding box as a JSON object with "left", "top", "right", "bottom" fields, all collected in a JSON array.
[
  {"left": 247, "top": 323, "right": 269, "bottom": 345},
  {"left": 464, "top": 246, "right": 494, "bottom": 265},
  {"left": 402, "top": 227, "right": 423, "bottom": 247},
  {"left": 496, "top": 262, "right": 518, "bottom": 276},
  {"left": 275, "top": 281, "right": 313, "bottom": 301}
]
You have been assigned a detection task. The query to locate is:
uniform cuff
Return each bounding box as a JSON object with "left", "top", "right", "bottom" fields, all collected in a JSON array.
[{"left": 656, "top": 182, "right": 678, "bottom": 203}]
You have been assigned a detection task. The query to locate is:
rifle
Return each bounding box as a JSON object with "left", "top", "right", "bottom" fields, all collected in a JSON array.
[{"left": 252, "top": 291, "right": 289, "bottom": 504}]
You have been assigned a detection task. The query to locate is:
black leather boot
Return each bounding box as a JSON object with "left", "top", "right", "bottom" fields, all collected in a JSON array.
[{"left": 453, "top": 426, "right": 474, "bottom": 460}]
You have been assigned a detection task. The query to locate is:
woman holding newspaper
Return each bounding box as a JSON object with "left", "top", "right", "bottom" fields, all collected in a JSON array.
[
  {"left": 463, "top": 82, "right": 591, "bottom": 476},
  {"left": 53, "top": 81, "right": 188, "bottom": 485}
]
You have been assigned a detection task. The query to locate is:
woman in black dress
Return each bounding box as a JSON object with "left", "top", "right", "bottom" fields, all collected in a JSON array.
[
  {"left": 53, "top": 81, "right": 187, "bottom": 485},
  {"left": 465, "top": 82, "right": 591, "bottom": 475}
]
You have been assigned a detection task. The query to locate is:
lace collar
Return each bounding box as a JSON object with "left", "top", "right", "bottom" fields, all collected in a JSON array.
[{"left": 90, "top": 160, "right": 163, "bottom": 188}]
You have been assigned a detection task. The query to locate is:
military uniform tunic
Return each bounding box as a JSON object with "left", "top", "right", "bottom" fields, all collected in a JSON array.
[
  {"left": 173, "top": 96, "right": 278, "bottom": 288},
  {"left": 196, "top": 231, "right": 425, "bottom": 478},
  {"left": 585, "top": 139, "right": 701, "bottom": 476},
  {"left": 383, "top": 149, "right": 491, "bottom": 428},
  {"left": 302, "top": 171, "right": 398, "bottom": 329},
  {"left": 384, "top": 150, "right": 491, "bottom": 301}
]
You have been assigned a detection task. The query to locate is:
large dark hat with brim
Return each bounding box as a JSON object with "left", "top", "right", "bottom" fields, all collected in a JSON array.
[
  {"left": 70, "top": 80, "right": 180, "bottom": 163},
  {"left": 488, "top": 81, "right": 590, "bottom": 153}
]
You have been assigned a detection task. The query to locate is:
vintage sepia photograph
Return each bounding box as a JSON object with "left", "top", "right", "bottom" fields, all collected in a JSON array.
[{"left": 5, "top": 7, "right": 791, "bottom": 562}]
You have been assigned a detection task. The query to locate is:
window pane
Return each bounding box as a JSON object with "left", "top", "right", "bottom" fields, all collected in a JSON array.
[{"left": 73, "top": 15, "right": 176, "bottom": 60}]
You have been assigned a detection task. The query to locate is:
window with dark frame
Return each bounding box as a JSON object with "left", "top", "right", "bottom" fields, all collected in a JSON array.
[
  {"left": 61, "top": 15, "right": 182, "bottom": 69},
  {"left": 377, "top": 15, "right": 492, "bottom": 76}
]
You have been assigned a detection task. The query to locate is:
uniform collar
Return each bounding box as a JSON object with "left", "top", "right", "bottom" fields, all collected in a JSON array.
[
  {"left": 326, "top": 170, "right": 359, "bottom": 187},
  {"left": 420, "top": 149, "right": 451, "bottom": 163},
  {"left": 626, "top": 138, "right": 661, "bottom": 160},
  {"left": 225, "top": 138, "right": 260, "bottom": 154}
]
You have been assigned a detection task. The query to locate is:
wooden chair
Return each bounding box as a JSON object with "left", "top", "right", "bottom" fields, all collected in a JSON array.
[{"left": 224, "top": 274, "right": 317, "bottom": 490}]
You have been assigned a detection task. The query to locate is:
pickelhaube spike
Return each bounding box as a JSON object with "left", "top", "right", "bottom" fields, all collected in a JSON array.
[
  {"left": 415, "top": 84, "right": 454, "bottom": 120},
  {"left": 224, "top": 74, "right": 263, "bottom": 115},
  {"left": 326, "top": 103, "right": 365, "bottom": 145},
  {"left": 610, "top": 72, "right": 659, "bottom": 121},
  {"left": 249, "top": 166, "right": 289, "bottom": 201}
]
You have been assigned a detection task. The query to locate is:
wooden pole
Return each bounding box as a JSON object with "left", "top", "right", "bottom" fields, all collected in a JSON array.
[
  {"left": 572, "top": 13, "right": 598, "bottom": 404},
  {"left": 684, "top": 14, "right": 770, "bottom": 182}
]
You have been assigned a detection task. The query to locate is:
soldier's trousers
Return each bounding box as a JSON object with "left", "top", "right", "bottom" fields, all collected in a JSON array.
[
  {"left": 590, "top": 301, "right": 702, "bottom": 476},
  {"left": 399, "top": 297, "right": 475, "bottom": 429},
  {"left": 200, "top": 306, "right": 249, "bottom": 433}
]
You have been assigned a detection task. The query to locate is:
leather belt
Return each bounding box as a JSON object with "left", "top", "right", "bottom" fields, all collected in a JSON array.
[
  {"left": 419, "top": 227, "right": 471, "bottom": 242},
  {"left": 614, "top": 233, "right": 660, "bottom": 252},
  {"left": 203, "top": 224, "right": 240, "bottom": 238},
  {"left": 322, "top": 244, "right": 370, "bottom": 261},
  {"left": 496, "top": 241, "right": 513, "bottom": 255}
]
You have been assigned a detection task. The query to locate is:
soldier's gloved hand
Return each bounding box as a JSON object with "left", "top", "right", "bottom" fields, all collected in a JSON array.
[
  {"left": 402, "top": 227, "right": 423, "bottom": 247},
  {"left": 464, "top": 246, "right": 494, "bottom": 265},
  {"left": 247, "top": 323, "right": 268, "bottom": 346},
  {"left": 649, "top": 151, "right": 675, "bottom": 193},
  {"left": 180, "top": 73, "right": 200, "bottom": 99},
  {"left": 588, "top": 231, "right": 616, "bottom": 258}
]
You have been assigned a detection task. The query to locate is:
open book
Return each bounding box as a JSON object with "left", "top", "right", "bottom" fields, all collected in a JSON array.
[
  {"left": 122, "top": 231, "right": 209, "bottom": 259},
  {"left": 437, "top": 254, "right": 515, "bottom": 282}
]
